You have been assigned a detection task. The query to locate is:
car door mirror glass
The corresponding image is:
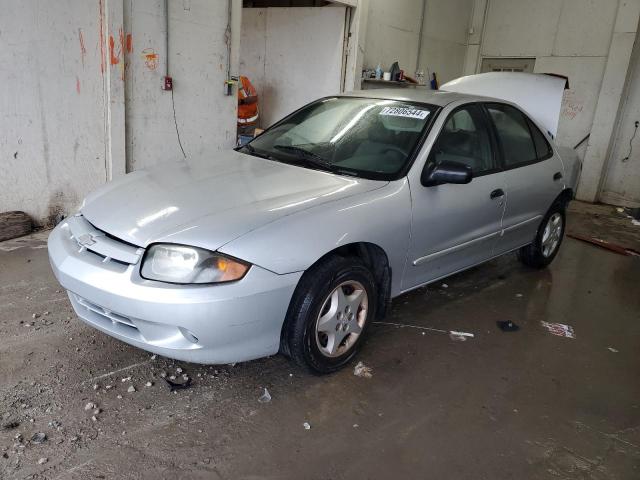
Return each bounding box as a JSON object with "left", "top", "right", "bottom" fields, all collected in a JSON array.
[{"left": 421, "top": 160, "right": 473, "bottom": 187}]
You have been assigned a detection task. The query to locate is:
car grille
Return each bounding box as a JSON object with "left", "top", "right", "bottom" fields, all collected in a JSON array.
[
  {"left": 71, "top": 293, "right": 143, "bottom": 342},
  {"left": 67, "top": 214, "right": 143, "bottom": 265}
]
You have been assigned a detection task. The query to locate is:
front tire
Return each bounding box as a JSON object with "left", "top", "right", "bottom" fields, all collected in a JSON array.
[
  {"left": 518, "top": 202, "right": 565, "bottom": 268},
  {"left": 282, "top": 255, "right": 377, "bottom": 374}
]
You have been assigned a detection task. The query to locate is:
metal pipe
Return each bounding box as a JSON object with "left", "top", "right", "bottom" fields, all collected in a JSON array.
[
  {"left": 415, "top": 0, "right": 427, "bottom": 76},
  {"left": 164, "top": 0, "right": 169, "bottom": 76}
]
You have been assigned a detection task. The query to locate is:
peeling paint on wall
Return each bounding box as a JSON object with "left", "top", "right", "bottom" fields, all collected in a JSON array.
[
  {"left": 78, "top": 28, "right": 86, "bottom": 68},
  {"left": 99, "top": 0, "right": 106, "bottom": 74}
]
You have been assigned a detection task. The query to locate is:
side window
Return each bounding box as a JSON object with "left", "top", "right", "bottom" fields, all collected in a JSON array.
[
  {"left": 527, "top": 118, "right": 553, "bottom": 160},
  {"left": 429, "top": 104, "right": 495, "bottom": 175},
  {"left": 486, "top": 104, "right": 537, "bottom": 168}
]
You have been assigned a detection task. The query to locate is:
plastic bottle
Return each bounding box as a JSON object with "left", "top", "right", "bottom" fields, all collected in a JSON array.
[{"left": 375, "top": 63, "right": 383, "bottom": 80}]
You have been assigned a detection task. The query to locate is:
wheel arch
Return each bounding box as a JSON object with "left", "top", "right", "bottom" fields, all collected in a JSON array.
[{"left": 279, "top": 241, "right": 392, "bottom": 357}]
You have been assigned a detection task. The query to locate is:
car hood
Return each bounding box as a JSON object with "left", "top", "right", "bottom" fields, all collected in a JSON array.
[{"left": 81, "top": 150, "right": 386, "bottom": 250}]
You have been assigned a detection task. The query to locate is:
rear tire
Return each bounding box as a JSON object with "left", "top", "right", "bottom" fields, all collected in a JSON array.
[
  {"left": 282, "top": 255, "right": 377, "bottom": 374},
  {"left": 518, "top": 202, "right": 565, "bottom": 269}
]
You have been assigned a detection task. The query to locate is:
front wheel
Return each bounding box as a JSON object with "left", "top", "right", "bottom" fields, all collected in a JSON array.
[
  {"left": 518, "top": 203, "right": 565, "bottom": 268},
  {"left": 282, "top": 255, "right": 377, "bottom": 374}
]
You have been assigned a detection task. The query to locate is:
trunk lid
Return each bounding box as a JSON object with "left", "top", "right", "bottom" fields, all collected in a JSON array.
[{"left": 441, "top": 72, "right": 569, "bottom": 137}]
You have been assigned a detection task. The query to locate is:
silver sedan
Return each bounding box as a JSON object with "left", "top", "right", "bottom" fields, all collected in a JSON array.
[{"left": 48, "top": 74, "right": 580, "bottom": 373}]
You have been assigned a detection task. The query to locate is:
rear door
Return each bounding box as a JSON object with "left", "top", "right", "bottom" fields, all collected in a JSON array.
[
  {"left": 484, "top": 103, "right": 564, "bottom": 253},
  {"left": 403, "top": 103, "right": 505, "bottom": 290}
]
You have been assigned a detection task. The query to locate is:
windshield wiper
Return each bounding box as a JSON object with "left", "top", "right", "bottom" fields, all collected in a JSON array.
[
  {"left": 273, "top": 145, "right": 333, "bottom": 170},
  {"left": 241, "top": 143, "right": 272, "bottom": 160}
]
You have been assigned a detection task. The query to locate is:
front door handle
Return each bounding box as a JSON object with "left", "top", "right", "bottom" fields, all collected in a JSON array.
[
  {"left": 490, "top": 188, "right": 505, "bottom": 199},
  {"left": 553, "top": 172, "right": 563, "bottom": 181}
]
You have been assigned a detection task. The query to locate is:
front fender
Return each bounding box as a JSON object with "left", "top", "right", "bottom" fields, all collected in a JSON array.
[{"left": 219, "top": 180, "right": 412, "bottom": 297}]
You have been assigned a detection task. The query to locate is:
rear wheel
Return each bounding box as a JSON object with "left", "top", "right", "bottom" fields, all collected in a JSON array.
[
  {"left": 283, "top": 255, "right": 377, "bottom": 374},
  {"left": 518, "top": 202, "right": 565, "bottom": 268}
]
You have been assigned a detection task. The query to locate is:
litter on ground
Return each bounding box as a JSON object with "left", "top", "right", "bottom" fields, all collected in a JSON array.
[
  {"left": 164, "top": 376, "right": 193, "bottom": 392},
  {"left": 353, "top": 361, "right": 373, "bottom": 378},
  {"left": 497, "top": 320, "right": 520, "bottom": 332},
  {"left": 258, "top": 388, "right": 272, "bottom": 403},
  {"left": 303, "top": 422, "right": 311, "bottom": 430},
  {"left": 541, "top": 321, "right": 575, "bottom": 339}
]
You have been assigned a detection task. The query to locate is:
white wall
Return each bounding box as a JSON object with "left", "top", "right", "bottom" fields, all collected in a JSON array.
[
  {"left": 125, "top": 0, "right": 238, "bottom": 171},
  {"left": 240, "top": 7, "right": 346, "bottom": 128},
  {"left": 0, "top": 0, "right": 240, "bottom": 225},
  {"left": 475, "top": 0, "right": 618, "bottom": 151},
  {"left": 464, "top": 0, "right": 640, "bottom": 203},
  {"left": 0, "top": 0, "right": 108, "bottom": 225},
  {"left": 363, "top": 0, "right": 423, "bottom": 75},
  {"left": 418, "top": 0, "right": 473, "bottom": 84},
  {"left": 363, "top": 0, "right": 472, "bottom": 84}
]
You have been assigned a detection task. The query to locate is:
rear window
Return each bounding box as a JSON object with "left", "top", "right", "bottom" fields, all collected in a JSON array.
[
  {"left": 486, "top": 104, "right": 537, "bottom": 168},
  {"left": 528, "top": 119, "right": 553, "bottom": 160}
]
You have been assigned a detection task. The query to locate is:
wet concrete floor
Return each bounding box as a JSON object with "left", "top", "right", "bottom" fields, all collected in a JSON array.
[{"left": 1, "top": 217, "right": 639, "bottom": 479}]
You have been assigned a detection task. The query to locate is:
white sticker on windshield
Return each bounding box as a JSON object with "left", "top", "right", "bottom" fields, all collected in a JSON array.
[{"left": 379, "top": 106, "right": 429, "bottom": 120}]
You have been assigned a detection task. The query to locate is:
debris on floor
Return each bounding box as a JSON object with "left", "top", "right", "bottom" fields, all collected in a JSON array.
[
  {"left": 258, "top": 388, "right": 272, "bottom": 403},
  {"left": 497, "top": 320, "right": 520, "bottom": 332},
  {"left": 540, "top": 321, "right": 575, "bottom": 339},
  {"left": 449, "top": 330, "right": 475, "bottom": 341},
  {"left": 127, "top": 385, "right": 136, "bottom": 393},
  {"left": 607, "top": 347, "right": 619, "bottom": 353},
  {"left": 37, "top": 457, "right": 48, "bottom": 465},
  {"left": 353, "top": 361, "right": 373, "bottom": 378},
  {"left": 303, "top": 422, "right": 311, "bottom": 430},
  {"left": 567, "top": 233, "right": 640, "bottom": 256},
  {"left": 30, "top": 432, "right": 47, "bottom": 444},
  {"left": 164, "top": 376, "right": 192, "bottom": 392}
]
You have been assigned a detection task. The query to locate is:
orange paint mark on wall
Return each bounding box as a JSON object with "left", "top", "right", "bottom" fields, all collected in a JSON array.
[
  {"left": 142, "top": 48, "right": 159, "bottom": 71},
  {"left": 126, "top": 33, "right": 133, "bottom": 54},
  {"left": 98, "top": 0, "right": 106, "bottom": 74},
  {"left": 109, "top": 34, "right": 119, "bottom": 65}
]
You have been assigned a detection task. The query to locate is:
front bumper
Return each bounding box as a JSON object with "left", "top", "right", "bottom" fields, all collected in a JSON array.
[{"left": 47, "top": 219, "right": 302, "bottom": 364}]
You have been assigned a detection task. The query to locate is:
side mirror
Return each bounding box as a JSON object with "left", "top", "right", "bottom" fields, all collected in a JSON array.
[{"left": 421, "top": 160, "right": 472, "bottom": 187}]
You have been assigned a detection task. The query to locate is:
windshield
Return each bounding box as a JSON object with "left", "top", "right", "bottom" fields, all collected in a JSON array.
[{"left": 239, "top": 97, "right": 437, "bottom": 180}]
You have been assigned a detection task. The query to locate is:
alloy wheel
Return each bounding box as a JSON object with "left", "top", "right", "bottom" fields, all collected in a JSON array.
[{"left": 315, "top": 280, "right": 369, "bottom": 358}]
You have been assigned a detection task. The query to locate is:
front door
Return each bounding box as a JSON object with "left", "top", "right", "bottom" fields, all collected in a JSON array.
[{"left": 403, "top": 104, "right": 506, "bottom": 291}]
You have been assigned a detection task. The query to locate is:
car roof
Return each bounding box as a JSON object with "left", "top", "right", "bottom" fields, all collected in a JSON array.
[{"left": 340, "top": 87, "right": 492, "bottom": 107}]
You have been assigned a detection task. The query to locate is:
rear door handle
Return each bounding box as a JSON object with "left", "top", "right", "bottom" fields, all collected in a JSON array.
[
  {"left": 553, "top": 172, "right": 563, "bottom": 181},
  {"left": 490, "top": 188, "right": 505, "bottom": 199}
]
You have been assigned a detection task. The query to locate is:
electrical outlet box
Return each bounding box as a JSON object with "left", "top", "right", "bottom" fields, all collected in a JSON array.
[{"left": 162, "top": 76, "right": 173, "bottom": 91}]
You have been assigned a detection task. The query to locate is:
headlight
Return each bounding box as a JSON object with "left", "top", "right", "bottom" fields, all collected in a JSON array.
[{"left": 140, "top": 244, "right": 250, "bottom": 284}]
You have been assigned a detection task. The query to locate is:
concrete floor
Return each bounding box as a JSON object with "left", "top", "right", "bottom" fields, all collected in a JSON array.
[{"left": 1, "top": 203, "right": 639, "bottom": 479}]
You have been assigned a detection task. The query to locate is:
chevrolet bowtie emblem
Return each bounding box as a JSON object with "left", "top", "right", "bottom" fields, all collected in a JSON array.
[{"left": 77, "top": 233, "right": 96, "bottom": 247}]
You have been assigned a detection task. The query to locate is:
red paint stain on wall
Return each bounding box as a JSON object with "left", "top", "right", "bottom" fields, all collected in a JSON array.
[
  {"left": 98, "top": 0, "right": 106, "bottom": 74},
  {"left": 76, "top": 76, "right": 81, "bottom": 94},
  {"left": 126, "top": 33, "right": 133, "bottom": 54},
  {"left": 109, "top": 35, "right": 119, "bottom": 65}
]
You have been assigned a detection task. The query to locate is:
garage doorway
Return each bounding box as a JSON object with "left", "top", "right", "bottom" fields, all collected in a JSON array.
[
  {"left": 480, "top": 57, "right": 535, "bottom": 73},
  {"left": 239, "top": 1, "right": 350, "bottom": 131}
]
